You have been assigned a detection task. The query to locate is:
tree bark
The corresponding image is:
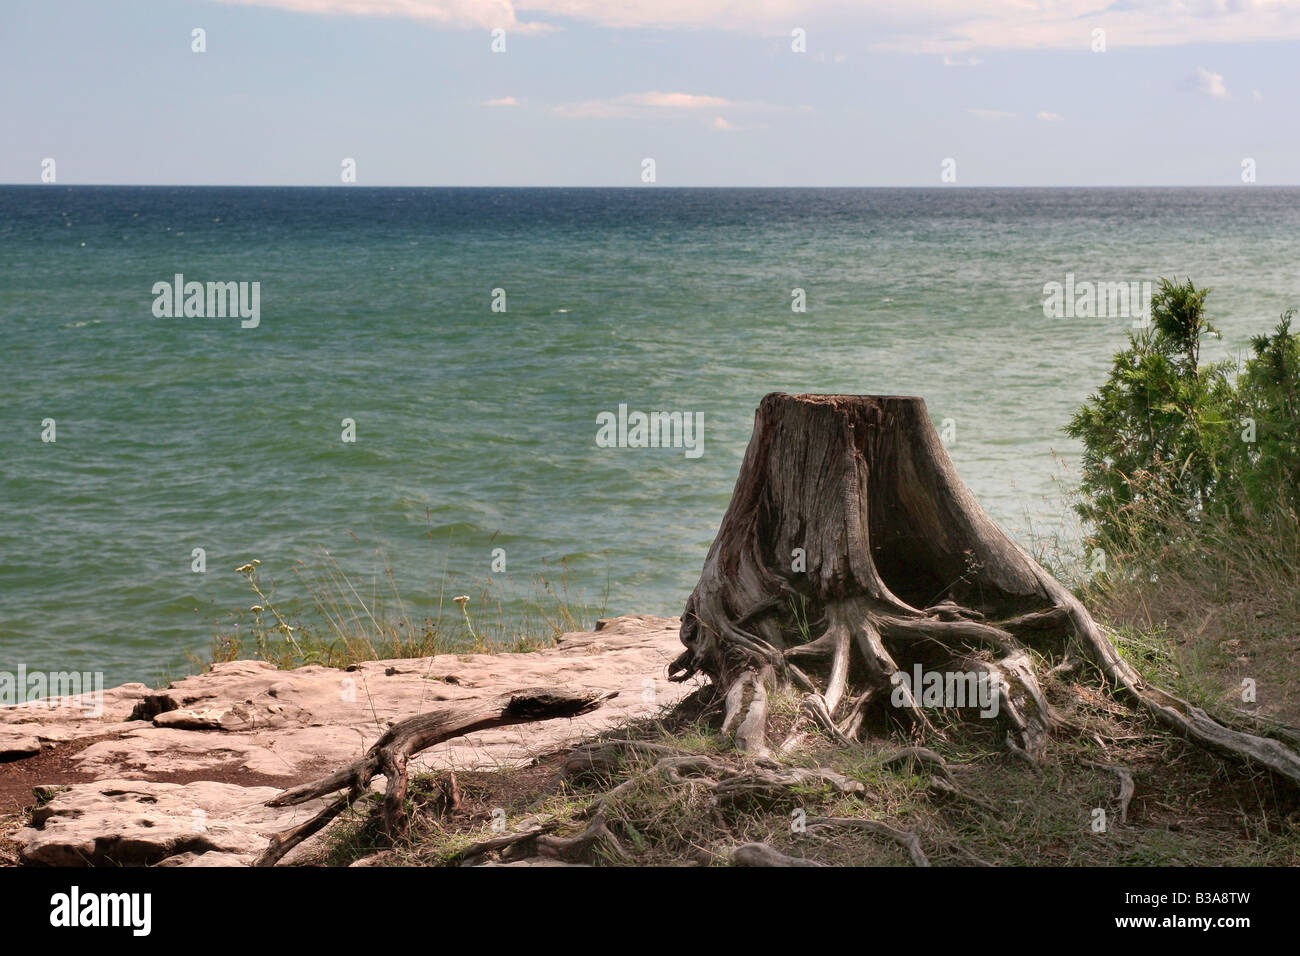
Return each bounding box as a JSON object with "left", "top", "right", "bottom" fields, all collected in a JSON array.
[{"left": 671, "top": 393, "right": 1300, "bottom": 784}]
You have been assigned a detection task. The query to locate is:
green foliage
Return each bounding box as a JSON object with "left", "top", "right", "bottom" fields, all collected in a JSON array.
[
  {"left": 1066, "top": 278, "right": 1233, "bottom": 550},
  {"left": 1067, "top": 278, "right": 1299, "bottom": 551},
  {"left": 1237, "top": 311, "right": 1300, "bottom": 511}
]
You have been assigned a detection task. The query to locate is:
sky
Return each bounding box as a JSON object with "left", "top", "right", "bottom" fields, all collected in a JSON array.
[{"left": 2, "top": 0, "right": 1299, "bottom": 186}]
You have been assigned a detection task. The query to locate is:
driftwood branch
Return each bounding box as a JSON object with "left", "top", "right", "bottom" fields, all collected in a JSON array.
[{"left": 255, "top": 686, "right": 615, "bottom": 866}]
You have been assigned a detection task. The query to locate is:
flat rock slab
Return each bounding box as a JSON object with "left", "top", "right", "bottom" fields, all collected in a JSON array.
[
  {"left": 18, "top": 780, "right": 330, "bottom": 867},
  {"left": 3, "top": 615, "right": 696, "bottom": 867},
  {"left": 0, "top": 732, "right": 42, "bottom": 759}
]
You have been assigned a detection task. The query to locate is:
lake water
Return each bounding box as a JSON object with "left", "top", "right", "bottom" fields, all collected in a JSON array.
[{"left": 3, "top": 186, "right": 1298, "bottom": 685}]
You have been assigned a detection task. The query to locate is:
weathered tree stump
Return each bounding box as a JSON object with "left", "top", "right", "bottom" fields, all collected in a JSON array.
[{"left": 670, "top": 393, "right": 1300, "bottom": 783}]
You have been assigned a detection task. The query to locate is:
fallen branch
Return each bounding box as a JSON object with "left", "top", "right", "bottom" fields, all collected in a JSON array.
[{"left": 255, "top": 686, "right": 615, "bottom": 866}]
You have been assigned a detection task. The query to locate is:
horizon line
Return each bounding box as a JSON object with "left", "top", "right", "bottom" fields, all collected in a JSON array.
[{"left": 4, "top": 183, "right": 1296, "bottom": 190}]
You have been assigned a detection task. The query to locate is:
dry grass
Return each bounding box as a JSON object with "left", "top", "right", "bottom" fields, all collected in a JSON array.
[
  {"left": 181, "top": 544, "right": 607, "bottom": 680},
  {"left": 1081, "top": 503, "right": 1300, "bottom": 732},
  {"left": 212, "top": 491, "right": 1300, "bottom": 867},
  {"left": 315, "top": 673, "right": 1300, "bottom": 868}
]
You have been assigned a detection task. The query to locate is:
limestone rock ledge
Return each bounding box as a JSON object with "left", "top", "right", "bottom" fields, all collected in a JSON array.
[{"left": 1, "top": 614, "right": 694, "bottom": 867}]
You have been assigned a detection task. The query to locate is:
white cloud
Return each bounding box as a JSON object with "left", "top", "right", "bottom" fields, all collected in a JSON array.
[
  {"left": 216, "top": 0, "right": 542, "bottom": 31},
  {"left": 711, "top": 116, "right": 736, "bottom": 131},
  {"left": 213, "top": 0, "right": 1300, "bottom": 51},
  {"left": 552, "top": 91, "right": 775, "bottom": 119},
  {"left": 1252, "top": 88, "right": 1265, "bottom": 101},
  {"left": 1036, "top": 111, "right": 1063, "bottom": 121},
  {"left": 1192, "top": 66, "right": 1231, "bottom": 99},
  {"left": 942, "top": 55, "right": 982, "bottom": 67},
  {"left": 967, "top": 108, "right": 1016, "bottom": 120},
  {"left": 485, "top": 96, "right": 520, "bottom": 106}
]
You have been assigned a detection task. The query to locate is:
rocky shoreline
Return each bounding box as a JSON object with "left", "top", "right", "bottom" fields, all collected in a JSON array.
[{"left": 0, "top": 615, "right": 695, "bottom": 866}]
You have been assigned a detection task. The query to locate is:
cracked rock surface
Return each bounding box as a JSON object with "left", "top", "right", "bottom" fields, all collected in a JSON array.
[{"left": 1, "top": 615, "right": 694, "bottom": 866}]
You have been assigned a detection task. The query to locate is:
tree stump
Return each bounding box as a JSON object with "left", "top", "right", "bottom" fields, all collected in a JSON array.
[{"left": 670, "top": 393, "right": 1300, "bottom": 783}]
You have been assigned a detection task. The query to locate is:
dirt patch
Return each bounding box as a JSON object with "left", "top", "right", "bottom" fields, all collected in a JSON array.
[
  {"left": 0, "top": 733, "right": 116, "bottom": 817},
  {"left": 0, "top": 731, "right": 310, "bottom": 817}
]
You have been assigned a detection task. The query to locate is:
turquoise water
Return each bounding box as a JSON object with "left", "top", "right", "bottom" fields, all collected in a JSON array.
[{"left": 3, "top": 186, "right": 1299, "bottom": 686}]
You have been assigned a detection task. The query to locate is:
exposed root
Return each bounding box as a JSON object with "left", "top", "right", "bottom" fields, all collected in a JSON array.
[
  {"left": 999, "top": 606, "right": 1072, "bottom": 640},
  {"left": 561, "top": 739, "right": 684, "bottom": 780},
  {"left": 539, "top": 747, "right": 731, "bottom": 864},
  {"left": 922, "top": 600, "right": 986, "bottom": 622},
  {"left": 881, "top": 747, "right": 1001, "bottom": 815},
  {"left": 776, "top": 724, "right": 809, "bottom": 755},
  {"left": 944, "top": 841, "right": 997, "bottom": 867},
  {"left": 880, "top": 614, "right": 1016, "bottom": 656},
  {"left": 962, "top": 650, "right": 1056, "bottom": 762},
  {"left": 1003, "top": 734, "right": 1044, "bottom": 774},
  {"left": 836, "top": 688, "right": 875, "bottom": 741},
  {"left": 451, "top": 825, "right": 552, "bottom": 866},
  {"left": 821, "top": 624, "right": 851, "bottom": 714},
  {"left": 1086, "top": 761, "right": 1136, "bottom": 824},
  {"left": 806, "top": 816, "right": 931, "bottom": 867},
  {"left": 537, "top": 735, "right": 979, "bottom": 866},
  {"left": 1063, "top": 597, "right": 1300, "bottom": 786},
  {"left": 730, "top": 842, "right": 824, "bottom": 867},
  {"left": 800, "top": 694, "right": 856, "bottom": 747},
  {"left": 881, "top": 746, "right": 951, "bottom": 776},
  {"left": 722, "top": 667, "right": 773, "bottom": 754},
  {"left": 1048, "top": 654, "right": 1081, "bottom": 678},
  {"left": 536, "top": 813, "right": 630, "bottom": 863},
  {"left": 709, "top": 767, "right": 865, "bottom": 808},
  {"left": 926, "top": 775, "right": 1000, "bottom": 816}
]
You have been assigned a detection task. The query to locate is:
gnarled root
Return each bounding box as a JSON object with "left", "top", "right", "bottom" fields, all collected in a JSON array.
[
  {"left": 806, "top": 816, "right": 931, "bottom": 867},
  {"left": 730, "top": 842, "right": 824, "bottom": 867},
  {"left": 254, "top": 687, "right": 614, "bottom": 866},
  {"left": 709, "top": 766, "right": 865, "bottom": 808},
  {"left": 536, "top": 813, "right": 630, "bottom": 863}
]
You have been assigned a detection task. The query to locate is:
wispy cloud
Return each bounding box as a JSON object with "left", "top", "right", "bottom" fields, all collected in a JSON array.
[
  {"left": 1036, "top": 111, "right": 1063, "bottom": 121},
  {"left": 216, "top": 0, "right": 546, "bottom": 32},
  {"left": 213, "top": 0, "right": 1300, "bottom": 51},
  {"left": 942, "top": 55, "right": 982, "bottom": 67},
  {"left": 1191, "top": 66, "right": 1231, "bottom": 99},
  {"left": 484, "top": 96, "right": 520, "bottom": 106},
  {"left": 551, "top": 91, "right": 777, "bottom": 120},
  {"left": 967, "top": 108, "right": 1016, "bottom": 120}
]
